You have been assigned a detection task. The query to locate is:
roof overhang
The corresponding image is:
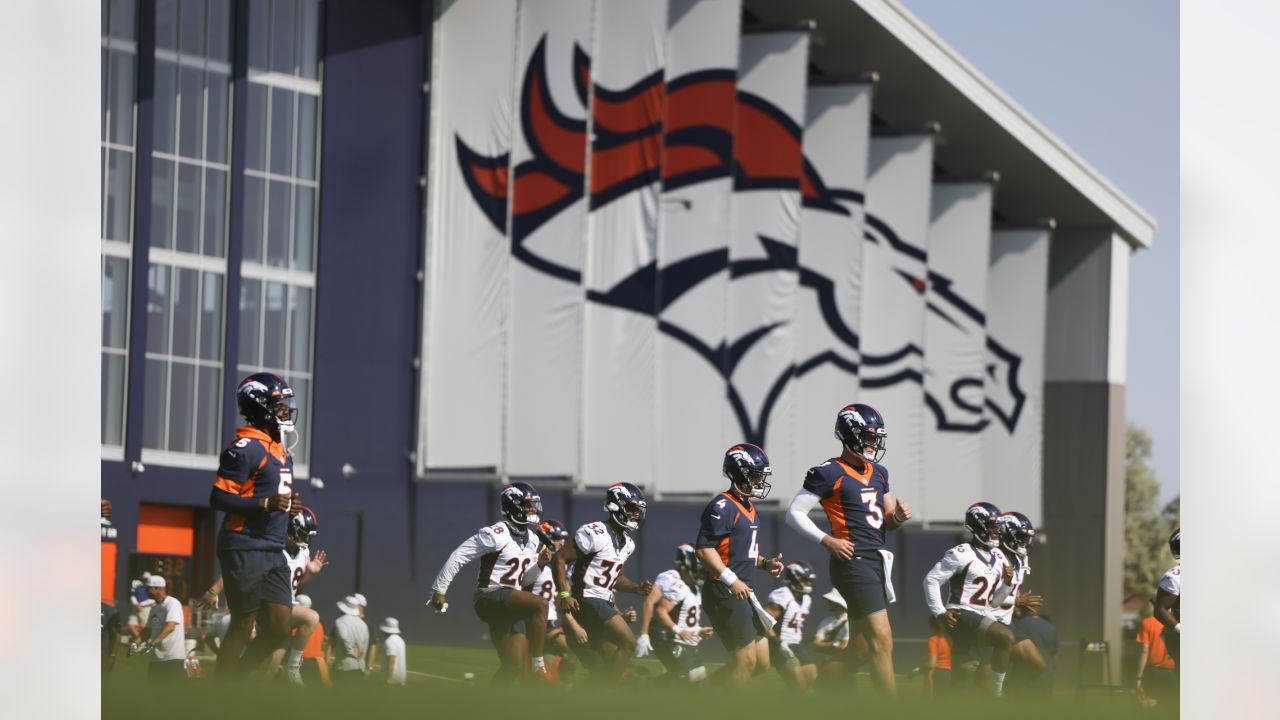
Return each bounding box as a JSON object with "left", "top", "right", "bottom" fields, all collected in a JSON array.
[{"left": 745, "top": 0, "right": 1156, "bottom": 249}]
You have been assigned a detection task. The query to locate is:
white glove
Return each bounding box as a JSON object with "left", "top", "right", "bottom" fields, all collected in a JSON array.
[{"left": 635, "top": 634, "right": 652, "bottom": 658}]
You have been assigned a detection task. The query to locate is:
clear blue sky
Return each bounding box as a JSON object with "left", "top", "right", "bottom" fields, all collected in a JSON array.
[{"left": 900, "top": 0, "right": 1180, "bottom": 504}]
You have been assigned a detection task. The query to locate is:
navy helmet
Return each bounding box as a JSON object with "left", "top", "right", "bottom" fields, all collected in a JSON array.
[
  {"left": 1169, "top": 527, "right": 1180, "bottom": 561},
  {"left": 604, "top": 483, "right": 647, "bottom": 531},
  {"left": 288, "top": 506, "right": 318, "bottom": 547},
  {"left": 834, "top": 403, "right": 887, "bottom": 462},
  {"left": 675, "top": 542, "right": 700, "bottom": 579},
  {"left": 723, "top": 443, "right": 772, "bottom": 499},
  {"left": 236, "top": 372, "right": 297, "bottom": 434},
  {"left": 965, "top": 502, "right": 1002, "bottom": 548},
  {"left": 997, "top": 511, "right": 1035, "bottom": 557},
  {"left": 500, "top": 482, "right": 543, "bottom": 527},
  {"left": 782, "top": 561, "right": 817, "bottom": 595}
]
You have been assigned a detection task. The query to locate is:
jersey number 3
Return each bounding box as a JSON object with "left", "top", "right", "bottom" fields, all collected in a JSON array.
[{"left": 861, "top": 489, "right": 884, "bottom": 529}]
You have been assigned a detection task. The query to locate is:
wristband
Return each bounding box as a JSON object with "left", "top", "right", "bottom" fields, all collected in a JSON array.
[
  {"left": 1173, "top": 623, "right": 1180, "bottom": 634},
  {"left": 718, "top": 568, "right": 739, "bottom": 588},
  {"left": 558, "top": 591, "right": 572, "bottom": 599},
  {"left": 261, "top": 497, "right": 270, "bottom": 511}
]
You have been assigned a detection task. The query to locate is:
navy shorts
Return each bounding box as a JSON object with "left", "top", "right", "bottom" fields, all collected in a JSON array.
[
  {"left": 474, "top": 587, "right": 526, "bottom": 639},
  {"left": 949, "top": 608, "right": 996, "bottom": 665},
  {"left": 703, "top": 584, "right": 766, "bottom": 652},
  {"left": 830, "top": 554, "right": 889, "bottom": 619},
  {"left": 652, "top": 631, "right": 704, "bottom": 678},
  {"left": 572, "top": 596, "right": 620, "bottom": 633},
  {"left": 770, "top": 638, "right": 818, "bottom": 668},
  {"left": 218, "top": 548, "right": 291, "bottom": 616}
]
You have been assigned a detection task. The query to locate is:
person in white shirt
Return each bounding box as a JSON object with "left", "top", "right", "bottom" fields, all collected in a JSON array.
[
  {"left": 329, "top": 595, "right": 369, "bottom": 683},
  {"left": 765, "top": 561, "right": 818, "bottom": 688},
  {"left": 637, "top": 544, "right": 713, "bottom": 682},
  {"left": 922, "top": 502, "right": 1018, "bottom": 697},
  {"left": 139, "top": 575, "right": 186, "bottom": 681},
  {"left": 553, "top": 483, "right": 654, "bottom": 680},
  {"left": 1153, "top": 528, "right": 1180, "bottom": 666},
  {"left": 811, "top": 589, "right": 851, "bottom": 664},
  {"left": 381, "top": 618, "right": 407, "bottom": 686}
]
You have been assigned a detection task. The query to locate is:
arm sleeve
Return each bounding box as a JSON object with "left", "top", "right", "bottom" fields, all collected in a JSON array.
[
  {"left": 431, "top": 529, "right": 497, "bottom": 594},
  {"left": 923, "top": 548, "right": 964, "bottom": 617},
  {"left": 786, "top": 489, "right": 828, "bottom": 544},
  {"left": 694, "top": 502, "right": 730, "bottom": 549}
]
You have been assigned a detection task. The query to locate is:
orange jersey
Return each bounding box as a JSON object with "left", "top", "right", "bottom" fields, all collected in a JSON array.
[
  {"left": 300, "top": 622, "right": 324, "bottom": 659},
  {"left": 1136, "top": 616, "right": 1174, "bottom": 669},
  {"left": 928, "top": 633, "right": 952, "bottom": 670}
]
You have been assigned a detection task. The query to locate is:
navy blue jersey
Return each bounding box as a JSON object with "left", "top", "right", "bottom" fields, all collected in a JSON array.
[
  {"left": 803, "top": 457, "right": 890, "bottom": 554},
  {"left": 213, "top": 426, "right": 293, "bottom": 551},
  {"left": 695, "top": 492, "right": 761, "bottom": 586}
]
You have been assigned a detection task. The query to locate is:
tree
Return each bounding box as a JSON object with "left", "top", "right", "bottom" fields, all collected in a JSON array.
[{"left": 1124, "top": 424, "right": 1179, "bottom": 611}]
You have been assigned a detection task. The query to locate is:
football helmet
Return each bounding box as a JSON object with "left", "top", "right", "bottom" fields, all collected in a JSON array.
[
  {"left": 965, "top": 502, "right": 1002, "bottom": 548},
  {"left": 236, "top": 373, "right": 297, "bottom": 435},
  {"left": 834, "top": 403, "right": 887, "bottom": 463},
  {"left": 500, "top": 482, "right": 543, "bottom": 526},
  {"left": 539, "top": 519, "right": 569, "bottom": 542},
  {"left": 1169, "top": 527, "right": 1180, "bottom": 560},
  {"left": 997, "top": 511, "right": 1035, "bottom": 557},
  {"left": 288, "top": 506, "right": 318, "bottom": 547},
  {"left": 722, "top": 443, "right": 772, "bottom": 499},
  {"left": 782, "top": 561, "right": 817, "bottom": 595},
  {"left": 675, "top": 542, "right": 700, "bottom": 580},
  {"left": 604, "top": 483, "right": 648, "bottom": 531}
]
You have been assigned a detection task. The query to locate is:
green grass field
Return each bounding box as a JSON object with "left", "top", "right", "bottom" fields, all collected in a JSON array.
[{"left": 102, "top": 644, "right": 1164, "bottom": 719}]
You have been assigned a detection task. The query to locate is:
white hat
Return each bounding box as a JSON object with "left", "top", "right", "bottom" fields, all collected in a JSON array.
[
  {"left": 380, "top": 617, "right": 400, "bottom": 634},
  {"left": 296, "top": 594, "right": 312, "bottom": 609},
  {"left": 146, "top": 575, "right": 167, "bottom": 588},
  {"left": 337, "top": 596, "right": 360, "bottom": 615},
  {"left": 353, "top": 593, "right": 368, "bottom": 607},
  {"left": 822, "top": 589, "right": 846, "bottom": 610}
]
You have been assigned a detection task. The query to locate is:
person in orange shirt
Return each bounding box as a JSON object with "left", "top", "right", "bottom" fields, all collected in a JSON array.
[
  {"left": 924, "top": 614, "right": 952, "bottom": 697},
  {"left": 294, "top": 595, "right": 332, "bottom": 687},
  {"left": 1136, "top": 604, "right": 1176, "bottom": 707}
]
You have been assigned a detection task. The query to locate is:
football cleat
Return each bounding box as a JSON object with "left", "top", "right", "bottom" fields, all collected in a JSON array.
[
  {"left": 604, "top": 483, "right": 647, "bottom": 531},
  {"left": 722, "top": 443, "right": 772, "bottom": 499},
  {"left": 500, "top": 482, "right": 543, "bottom": 526},
  {"left": 834, "top": 403, "right": 887, "bottom": 462},
  {"left": 965, "top": 502, "right": 1002, "bottom": 548}
]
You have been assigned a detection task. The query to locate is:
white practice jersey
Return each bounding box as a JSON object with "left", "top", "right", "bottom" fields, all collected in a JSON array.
[
  {"left": 767, "top": 587, "right": 811, "bottom": 645},
  {"left": 990, "top": 553, "right": 1029, "bottom": 625},
  {"left": 814, "top": 614, "right": 850, "bottom": 645},
  {"left": 655, "top": 569, "right": 703, "bottom": 645},
  {"left": 284, "top": 545, "right": 311, "bottom": 603},
  {"left": 571, "top": 521, "right": 636, "bottom": 601},
  {"left": 529, "top": 565, "right": 559, "bottom": 623},
  {"left": 923, "top": 542, "right": 1010, "bottom": 619},
  {"left": 1159, "top": 564, "right": 1181, "bottom": 596},
  {"left": 432, "top": 521, "right": 544, "bottom": 594}
]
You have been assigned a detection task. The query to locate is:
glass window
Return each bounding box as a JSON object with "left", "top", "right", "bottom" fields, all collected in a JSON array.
[
  {"left": 142, "top": 358, "right": 169, "bottom": 449},
  {"left": 108, "top": 0, "right": 137, "bottom": 41},
  {"left": 263, "top": 281, "right": 287, "bottom": 369},
  {"left": 248, "top": 0, "right": 269, "bottom": 70},
  {"left": 169, "top": 361, "right": 196, "bottom": 452},
  {"left": 102, "top": 353, "right": 127, "bottom": 446},
  {"left": 155, "top": 0, "right": 179, "bottom": 51},
  {"left": 239, "top": 278, "right": 262, "bottom": 365},
  {"left": 178, "top": 66, "right": 205, "bottom": 159},
  {"left": 243, "top": 174, "right": 265, "bottom": 264},
  {"left": 245, "top": 83, "right": 268, "bottom": 172},
  {"left": 296, "top": 94, "right": 317, "bottom": 180},
  {"left": 171, "top": 267, "right": 199, "bottom": 358},
  {"left": 105, "top": 148, "right": 134, "bottom": 243},
  {"left": 153, "top": 59, "right": 177, "bottom": 154},
  {"left": 175, "top": 162, "right": 201, "bottom": 254},
  {"left": 195, "top": 365, "right": 222, "bottom": 454},
  {"left": 288, "top": 285, "right": 311, "bottom": 372},
  {"left": 150, "top": 158, "right": 174, "bottom": 249},
  {"left": 292, "top": 185, "right": 314, "bottom": 270},
  {"left": 203, "top": 168, "right": 227, "bottom": 257},
  {"left": 267, "top": 180, "right": 290, "bottom": 267},
  {"left": 102, "top": 256, "right": 131, "bottom": 349},
  {"left": 146, "top": 264, "right": 171, "bottom": 354},
  {"left": 206, "top": 76, "right": 229, "bottom": 163},
  {"left": 270, "top": 0, "right": 296, "bottom": 75},
  {"left": 108, "top": 51, "right": 136, "bottom": 145},
  {"left": 179, "top": 0, "right": 206, "bottom": 56},
  {"left": 299, "top": 0, "right": 320, "bottom": 79},
  {"left": 199, "top": 271, "right": 224, "bottom": 360},
  {"left": 270, "top": 87, "right": 294, "bottom": 176}
]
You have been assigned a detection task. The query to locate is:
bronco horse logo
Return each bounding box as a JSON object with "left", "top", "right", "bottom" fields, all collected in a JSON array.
[{"left": 453, "top": 34, "right": 1025, "bottom": 443}]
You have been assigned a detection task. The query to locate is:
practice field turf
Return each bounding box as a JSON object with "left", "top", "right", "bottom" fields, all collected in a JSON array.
[{"left": 102, "top": 644, "right": 1166, "bottom": 719}]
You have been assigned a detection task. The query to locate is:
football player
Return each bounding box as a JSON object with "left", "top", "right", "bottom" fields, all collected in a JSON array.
[
  {"left": 785, "top": 404, "right": 913, "bottom": 694},
  {"left": 270, "top": 507, "right": 328, "bottom": 685},
  {"left": 765, "top": 561, "right": 819, "bottom": 688},
  {"left": 988, "top": 512, "right": 1046, "bottom": 682},
  {"left": 923, "top": 502, "right": 1017, "bottom": 697},
  {"left": 527, "top": 519, "right": 580, "bottom": 677},
  {"left": 696, "top": 444, "right": 785, "bottom": 687},
  {"left": 639, "top": 543, "right": 713, "bottom": 682},
  {"left": 209, "top": 373, "right": 303, "bottom": 678},
  {"left": 1153, "top": 528, "right": 1180, "bottom": 666},
  {"left": 429, "top": 482, "right": 555, "bottom": 683},
  {"left": 552, "top": 483, "right": 654, "bottom": 680}
]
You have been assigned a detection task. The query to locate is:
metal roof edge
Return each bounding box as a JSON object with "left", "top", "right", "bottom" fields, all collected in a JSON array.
[{"left": 854, "top": 0, "right": 1156, "bottom": 248}]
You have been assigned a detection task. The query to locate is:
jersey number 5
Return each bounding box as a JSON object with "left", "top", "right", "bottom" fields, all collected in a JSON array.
[
  {"left": 277, "top": 469, "right": 293, "bottom": 496},
  {"left": 861, "top": 489, "right": 883, "bottom": 529}
]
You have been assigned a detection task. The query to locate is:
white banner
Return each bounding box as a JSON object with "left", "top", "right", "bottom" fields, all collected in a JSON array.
[
  {"left": 983, "top": 226, "right": 1050, "bottom": 521},
  {"left": 794, "top": 82, "right": 873, "bottom": 482},
  {"left": 653, "top": 0, "right": 741, "bottom": 497},
  {"left": 724, "top": 30, "right": 809, "bottom": 488},
  {"left": 859, "top": 135, "right": 933, "bottom": 513},
  {"left": 503, "top": 0, "right": 594, "bottom": 479},
  {"left": 921, "top": 181, "right": 994, "bottom": 520},
  {"left": 579, "top": 0, "right": 667, "bottom": 488},
  {"left": 419, "top": 0, "right": 518, "bottom": 473}
]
